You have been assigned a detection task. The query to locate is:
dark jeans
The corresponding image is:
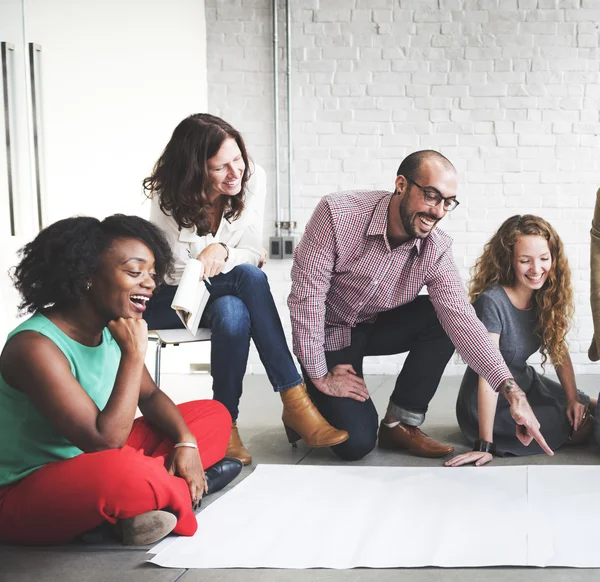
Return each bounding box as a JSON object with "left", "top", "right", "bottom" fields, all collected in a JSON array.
[
  {"left": 303, "top": 296, "right": 455, "bottom": 462},
  {"left": 145, "top": 264, "right": 302, "bottom": 420}
]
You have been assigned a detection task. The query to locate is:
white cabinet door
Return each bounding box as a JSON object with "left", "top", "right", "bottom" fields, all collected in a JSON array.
[
  {"left": 1, "top": 1, "right": 208, "bottom": 348},
  {"left": 23, "top": 0, "right": 208, "bottom": 224},
  {"left": 0, "top": 0, "right": 36, "bottom": 238}
]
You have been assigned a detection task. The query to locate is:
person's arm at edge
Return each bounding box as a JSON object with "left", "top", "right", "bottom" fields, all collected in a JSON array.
[{"left": 589, "top": 187, "right": 600, "bottom": 360}]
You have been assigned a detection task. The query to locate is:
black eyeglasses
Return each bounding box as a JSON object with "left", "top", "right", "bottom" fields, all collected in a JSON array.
[{"left": 405, "top": 177, "right": 459, "bottom": 212}]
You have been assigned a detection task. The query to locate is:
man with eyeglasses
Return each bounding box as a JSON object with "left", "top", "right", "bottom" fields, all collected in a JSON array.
[{"left": 288, "top": 149, "right": 552, "bottom": 462}]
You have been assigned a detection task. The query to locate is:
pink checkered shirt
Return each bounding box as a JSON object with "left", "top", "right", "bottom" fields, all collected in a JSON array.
[{"left": 288, "top": 190, "right": 512, "bottom": 389}]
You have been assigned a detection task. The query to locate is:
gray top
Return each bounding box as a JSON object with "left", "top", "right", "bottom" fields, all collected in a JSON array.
[{"left": 472, "top": 285, "right": 538, "bottom": 392}]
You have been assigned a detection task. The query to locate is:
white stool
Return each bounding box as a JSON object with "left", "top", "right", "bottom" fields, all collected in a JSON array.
[{"left": 148, "top": 328, "right": 212, "bottom": 387}]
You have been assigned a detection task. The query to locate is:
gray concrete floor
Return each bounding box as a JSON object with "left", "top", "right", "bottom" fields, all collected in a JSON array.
[{"left": 2, "top": 374, "right": 600, "bottom": 581}]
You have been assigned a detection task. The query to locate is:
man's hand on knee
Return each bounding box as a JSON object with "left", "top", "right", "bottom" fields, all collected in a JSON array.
[{"left": 311, "top": 364, "right": 370, "bottom": 401}]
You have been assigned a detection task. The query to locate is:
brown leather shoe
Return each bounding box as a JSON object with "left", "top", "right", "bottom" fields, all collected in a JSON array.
[
  {"left": 116, "top": 510, "right": 177, "bottom": 546},
  {"left": 378, "top": 421, "right": 454, "bottom": 458},
  {"left": 281, "top": 383, "right": 349, "bottom": 448},
  {"left": 225, "top": 422, "right": 252, "bottom": 465}
]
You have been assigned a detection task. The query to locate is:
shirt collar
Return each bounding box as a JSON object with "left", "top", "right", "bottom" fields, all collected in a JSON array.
[
  {"left": 367, "top": 193, "right": 393, "bottom": 237},
  {"left": 367, "top": 193, "right": 423, "bottom": 255}
]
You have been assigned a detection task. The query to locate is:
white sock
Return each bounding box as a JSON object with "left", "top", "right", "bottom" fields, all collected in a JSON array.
[{"left": 383, "top": 420, "right": 401, "bottom": 428}]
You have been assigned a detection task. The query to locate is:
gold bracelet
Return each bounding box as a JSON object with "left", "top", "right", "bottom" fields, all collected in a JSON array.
[{"left": 174, "top": 442, "right": 198, "bottom": 449}]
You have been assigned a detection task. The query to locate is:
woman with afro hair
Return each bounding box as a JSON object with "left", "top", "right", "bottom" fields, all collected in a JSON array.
[
  {"left": 446, "top": 215, "right": 596, "bottom": 467},
  {"left": 0, "top": 215, "right": 241, "bottom": 546}
]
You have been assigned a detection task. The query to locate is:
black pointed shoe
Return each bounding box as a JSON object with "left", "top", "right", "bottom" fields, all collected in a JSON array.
[{"left": 205, "top": 457, "right": 243, "bottom": 496}]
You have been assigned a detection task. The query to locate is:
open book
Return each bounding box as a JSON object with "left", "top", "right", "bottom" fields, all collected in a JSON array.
[{"left": 171, "top": 259, "right": 210, "bottom": 334}]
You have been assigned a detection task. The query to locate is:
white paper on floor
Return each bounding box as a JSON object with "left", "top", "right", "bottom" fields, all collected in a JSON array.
[
  {"left": 527, "top": 465, "right": 600, "bottom": 568},
  {"left": 149, "top": 464, "right": 600, "bottom": 569},
  {"left": 149, "top": 464, "right": 543, "bottom": 569}
]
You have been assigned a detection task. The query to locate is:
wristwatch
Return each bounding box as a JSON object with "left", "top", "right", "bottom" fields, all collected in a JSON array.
[
  {"left": 218, "top": 242, "right": 229, "bottom": 262},
  {"left": 473, "top": 439, "right": 495, "bottom": 454}
]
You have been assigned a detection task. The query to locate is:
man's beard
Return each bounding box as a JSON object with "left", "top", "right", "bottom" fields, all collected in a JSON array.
[{"left": 399, "top": 195, "right": 438, "bottom": 239}]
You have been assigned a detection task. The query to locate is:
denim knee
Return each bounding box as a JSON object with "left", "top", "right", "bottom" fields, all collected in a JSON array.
[
  {"left": 332, "top": 431, "right": 377, "bottom": 462},
  {"left": 208, "top": 296, "right": 251, "bottom": 338},
  {"left": 231, "top": 264, "right": 268, "bottom": 287}
]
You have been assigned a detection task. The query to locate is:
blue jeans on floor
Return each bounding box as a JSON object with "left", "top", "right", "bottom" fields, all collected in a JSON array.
[{"left": 144, "top": 264, "right": 302, "bottom": 420}]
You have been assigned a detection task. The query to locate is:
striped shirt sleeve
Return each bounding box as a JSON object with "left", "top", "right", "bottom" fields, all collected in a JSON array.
[
  {"left": 288, "top": 198, "right": 336, "bottom": 378},
  {"left": 425, "top": 246, "right": 512, "bottom": 391}
]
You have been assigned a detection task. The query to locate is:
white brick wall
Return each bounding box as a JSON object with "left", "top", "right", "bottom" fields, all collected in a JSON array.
[{"left": 205, "top": 0, "right": 600, "bottom": 376}]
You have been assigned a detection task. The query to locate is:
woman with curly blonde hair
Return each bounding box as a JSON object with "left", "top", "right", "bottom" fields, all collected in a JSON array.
[{"left": 446, "top": 215, "right": 596, "bottom": 467}]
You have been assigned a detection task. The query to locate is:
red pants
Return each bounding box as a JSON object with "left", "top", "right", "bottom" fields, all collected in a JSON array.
[{"left": 0, "top": 400, "right": 231, "bottom": 545}]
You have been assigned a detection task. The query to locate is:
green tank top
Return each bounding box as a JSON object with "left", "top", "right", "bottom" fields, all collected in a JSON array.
[{"left": 0, "top": 313, "right": 121, "bottom": 487}]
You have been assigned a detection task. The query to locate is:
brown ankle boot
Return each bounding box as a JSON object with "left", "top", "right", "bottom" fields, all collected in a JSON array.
[
  {"left": 280, "top": 383, "right": 349, "bottom": 448},
  {"left": 225, "top": 422, "right": 252, "bottom": 465}
]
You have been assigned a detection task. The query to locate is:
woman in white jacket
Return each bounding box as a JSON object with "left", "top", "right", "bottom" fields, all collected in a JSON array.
[{"left": 143, "top": 114, "right": 348, "bottom": 465}]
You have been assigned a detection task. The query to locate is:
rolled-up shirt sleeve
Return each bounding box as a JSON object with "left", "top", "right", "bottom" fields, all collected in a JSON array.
[
  {"left": 288, "top": 197, "right": 336, "bottom": 378},
  {"left": 425, "top": 246, "right": 512, "bottom": 391}
]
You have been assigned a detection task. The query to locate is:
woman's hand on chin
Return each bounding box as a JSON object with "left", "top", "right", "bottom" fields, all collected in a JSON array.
[
  {"left": 108, "top": 317, "right": 148, "bottom": 358},
  {"left": 444, "top": 451, "right": 493, "bottom": 467}
]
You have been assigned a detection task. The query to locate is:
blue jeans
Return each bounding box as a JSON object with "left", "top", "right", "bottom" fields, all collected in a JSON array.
[{"left": 144, "top": 264, "right": 302, "bottom": 420}]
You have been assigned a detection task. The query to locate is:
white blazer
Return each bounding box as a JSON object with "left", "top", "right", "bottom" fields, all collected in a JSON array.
[{"left": 150, "top": 163, "right": 266, "bottom": 286}]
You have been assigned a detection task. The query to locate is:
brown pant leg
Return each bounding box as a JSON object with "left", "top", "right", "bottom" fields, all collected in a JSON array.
[{"left": 590, "top": 187, "right": 600, "bottom": 361}]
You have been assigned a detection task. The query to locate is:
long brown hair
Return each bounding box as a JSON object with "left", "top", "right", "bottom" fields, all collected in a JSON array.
[
  {"left": 469, "top": 214, "right": 573, "bottom": 368},
  {"left": 143, "top": 113, "right": 251, "bottom": 235}
]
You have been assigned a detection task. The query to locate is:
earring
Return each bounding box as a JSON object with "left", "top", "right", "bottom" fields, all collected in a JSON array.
[{"left": 86, "top": 281, "right": 91, "bottom": 291}]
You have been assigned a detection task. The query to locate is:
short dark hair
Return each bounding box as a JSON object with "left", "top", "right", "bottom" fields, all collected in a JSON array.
[
  {"left": 396, "top": 150, "right": 455, "bottom": 180},
  {"left": 142, "top": 113, "right": 251, "bottom": 235},
  {"left": 12, "top": 214, "right": 174, "bottom": 313}
]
